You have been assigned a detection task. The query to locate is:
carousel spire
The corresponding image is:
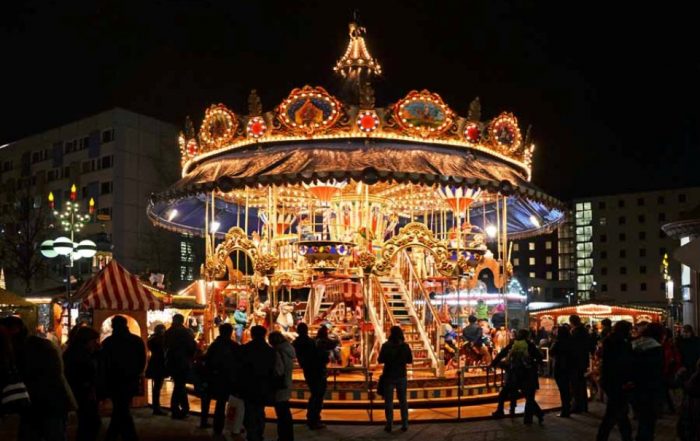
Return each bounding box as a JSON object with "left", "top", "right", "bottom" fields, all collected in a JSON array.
[{"left": 333, "top": 21, "right": 382, "bottom": 79}]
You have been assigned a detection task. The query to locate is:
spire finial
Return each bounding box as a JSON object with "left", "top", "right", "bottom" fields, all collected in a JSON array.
[
  {"left": 334, "top": 20, "right": 382, "bottom": 79},
  {"left": 248, "top": 89, "right": 263, "bottom": 116},
  {"left": 467, "top": 97, "right": 481, "bottom": 122}
]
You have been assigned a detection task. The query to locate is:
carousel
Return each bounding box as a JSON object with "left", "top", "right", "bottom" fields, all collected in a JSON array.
[{"left": 147, "top": 23, "right": 564, "bottom": 408}]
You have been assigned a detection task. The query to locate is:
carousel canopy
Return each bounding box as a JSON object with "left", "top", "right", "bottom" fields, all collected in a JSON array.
[
  {"left": 147, "top": 22, "right": 564, "bottom": 239},
  {"left": 0, "top": 288, "right": 36, "bottom": 308},
  {"left": 77, "top": 260, "right": 163, "bottom": 311}
]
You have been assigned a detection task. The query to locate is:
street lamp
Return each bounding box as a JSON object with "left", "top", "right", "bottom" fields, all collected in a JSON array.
[
  {"left": 666, "top": 279, "right": 675, "bottom": 328},
  {"left": 41, "top": 185, "right": 95, "bottom": 332}
]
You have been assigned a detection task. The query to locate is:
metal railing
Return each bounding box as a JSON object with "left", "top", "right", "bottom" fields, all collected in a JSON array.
[{"left": 397, "top": 250, "right": 442, "bottom": 372}]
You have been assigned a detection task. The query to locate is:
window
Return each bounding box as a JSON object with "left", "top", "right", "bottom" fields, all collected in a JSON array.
[
  {"left": 638, "top": 214, "right": 645, "bottom": 223},
  {"left": 600, "top": 234, "right": 607, "bottom": 243},
  {"left": 619, "top": 233, "right": 626, "bottom": 241},
  {"left": 102, "top": 129, "right": 115, "bottom": 143},
  {"left": 621, "top": 283, "right": 627, "bottom": 292},
  {"left": 99, "top": 155, "right": 113, "bottom": 170},
  {"left": 601, "top": 284, "right": 608, "bottom": 292},
  {"left": 598, "top": 201, "right": 606, "bottom": 209},
  {"left": 546, "top": 271, "right": 553, "bottom": 280},
  {"left": 641, "top": 283, "right": 647, "bottom": 291},
  {"left": 679, "top": 193, "right": 687, "bottom": 203},
  {"left": 618, "top": 199, "right": 625, "bottom": 208},
  {"left": 637, "top": 197, "right": 645, "bottom": 206},
  {"left": 529, "top": 272, "right": 536, "bottom": 278},
  {"left": 640, "top": 265, "right": 647, "bottom": 274},
  {"left": 528, "top": 242, "right": 535, "bottom": 251},
  {"left": 545, "top": 241, "right": 552, "bottom": 250},
  {"left": 640, "top": 248, "right": 646, "bottom": 257},
  {"left": 513, "top": 243, "right": 520, "bottom": 252},
  {"left": 513, "top": 258, "right": 520, "bottom": 266},
  {"left": 529, "top": 257, "right": 536, "bottom": 265},
  {"left": 620, "top": 267, "right": 627, "bottom": 275},
  {"left": 639, "top": 231, "right": 646, "bottom": 240},
  {"left": 100, "top": 181, "right": 113, "bottom": 195},
  {"left": 658, "top": 195, "right": 665, "bottom": 204},
  {"left": 97, "top": 207, "right": 112, "bottom": 219},
  {"left": 546, "top": 256, "right": 553, "bottom": 265},
  {"left": 180, "top": 241, "right": 194, "bottom": 263},
  {"left": 600, "top": 251, "right": 607, "bottom": 259},
  {"left": 619, "top": 249, "right": 626, "bottom": 258},
  {"left": 2, "top": 161, "right": 12, "bottom": 172},
  {"left": 601, "top": 267, "right": 608, "bottom": 276},
  {"left": 82, "top": 160, "right": 96, "bottom": 173},
  {"left": 618, "top": 216, "right": 626, "bottom": 225},
  {"left": 659, "top": 213, "right": 666, "bottom": 222}
]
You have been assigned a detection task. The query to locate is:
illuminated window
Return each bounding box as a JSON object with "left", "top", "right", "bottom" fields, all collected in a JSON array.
[
  {"left": 513, "top": 258, "right": 520, "bottom": 266},
  {"left": 528, "top": 242, "right": 535, "bottom": 251},
  {"left": 546, "top": 271, "right": 553, "bottom": 280},
  {"left": 529, "top": 257, "right": 536, "bottom": 265},
  {"left": 529, "top": 272, "right": 536, "bottom": 278},
  {"left": 546, "top": 256, "right": 553, "bottom": 265},
  {"left": 513, "top": 243, "right": 520, "bottom": 252},
  {"left": 545, "top": 241, "right": 552, "bottom": 250}
]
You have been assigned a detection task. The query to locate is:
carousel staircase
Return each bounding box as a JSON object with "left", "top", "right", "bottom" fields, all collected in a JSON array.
[{"left": 377, "top": 277, "right": 434, "bottom": 373}]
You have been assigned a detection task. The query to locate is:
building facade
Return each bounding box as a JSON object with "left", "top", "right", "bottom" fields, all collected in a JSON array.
[
  {"left": 0, "top": 108, "right": 193, "bottom": 292},
  {"left": 573, "top": 188, "right": 700, "bottom": 306}
]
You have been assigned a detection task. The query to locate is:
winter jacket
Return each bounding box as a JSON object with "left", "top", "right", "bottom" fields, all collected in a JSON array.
[
  {"left": 679, "top": 336, "right": 700, "bottom": 373},
  {"left": 462, "top": 324, "right": 483, "bottom": 344},
  {"left": 63, "top": 345, "right": 99, "bottom": 404},
  {"left": 101, "top": 329, "right": 147, "bottom": 398},
  {"left": 492, "top": 339, "right": 542, "bottom": 391},
  {"left": 233, "top": 310, "right": 247, "bottom": 329},
  {"left": 293, "top": 333, "right": 323, "bottom": 378},
  {"left": 632, "top": 336, "right": 664, "bottom": 394},
  {"left": 274, "top": 341, "right": 296, "bottom": 402},
  {"left": 378, "top": 341, "right": 413, "bottom": 380},
  {"left": 570, "top": 325, "right": 594, "bottom": 371},
  {"left": 145, "top": 334, "right": 167, "bottom": 379},
  {"left": 205, "top": 335, "right": 242, "bottom": 399},
  {"left": 599, "top": 333, "right": 633, "bottom": 393},
  {"left": 240, "top": 338, "right": 276, "bottom": 404},
  {"left": 164, "top": 324, "right": 196, "bottom": 377},
  {"left": 550, "top": 337, "right": 574, "bottom": 377}
]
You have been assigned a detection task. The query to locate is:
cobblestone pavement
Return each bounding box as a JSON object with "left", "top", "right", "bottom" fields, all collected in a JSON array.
[{"left": 0, "top": 401, "right": 678, "bottom": 441}]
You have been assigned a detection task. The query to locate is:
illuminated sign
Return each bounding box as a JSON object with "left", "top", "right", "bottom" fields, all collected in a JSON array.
[{"left": 576, "top": 304, "right": 612, "bottom": 315}]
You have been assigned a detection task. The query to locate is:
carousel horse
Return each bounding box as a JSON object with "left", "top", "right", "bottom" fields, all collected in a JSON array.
[
  {"left": 253, "top": 300, "right": 270, "bottom": 328},
  {"left": 460, "top": 333, "right": 493, "bottom": 367}
]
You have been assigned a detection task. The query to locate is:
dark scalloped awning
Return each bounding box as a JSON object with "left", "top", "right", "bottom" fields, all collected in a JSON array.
[{"left": 152, "top": 139, "right": 561, "bottom": 208}]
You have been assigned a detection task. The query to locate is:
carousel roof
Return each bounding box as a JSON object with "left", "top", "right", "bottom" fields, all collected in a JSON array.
[{"left": 148, "top": 22, "right": 564, "bottom": 238}]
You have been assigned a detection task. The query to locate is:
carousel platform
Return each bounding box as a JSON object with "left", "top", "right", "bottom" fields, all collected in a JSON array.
[{"left": 150, "top": 377, "right": 561, "bottom": 424}]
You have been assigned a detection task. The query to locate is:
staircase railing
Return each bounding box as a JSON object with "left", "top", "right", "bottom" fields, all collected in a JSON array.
[
  {"left": 397, "top": 250, "right": 442, "bottom": 371},
  {"left": 367, "top": 275, "right": 396, "bottom": 345}
]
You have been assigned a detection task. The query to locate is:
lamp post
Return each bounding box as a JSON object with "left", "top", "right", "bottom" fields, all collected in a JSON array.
[
  {"left": 666, "top": 279, "right": 675, "bottom": 328},
  {"left": 40, "top": 185, "right": 95, "bottom": 333}
]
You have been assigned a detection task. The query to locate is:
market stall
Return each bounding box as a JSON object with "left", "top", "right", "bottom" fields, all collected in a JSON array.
[
  {"left": 0, "top": 288, "right": 38, "bottom": 331},
  {"left": 529, "top": 303, "right": 664, "bottom": 332}
]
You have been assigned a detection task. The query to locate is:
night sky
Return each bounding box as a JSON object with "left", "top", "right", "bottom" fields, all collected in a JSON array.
[{"left": 1, "top": 1, "right": 698, "bottom": 200}]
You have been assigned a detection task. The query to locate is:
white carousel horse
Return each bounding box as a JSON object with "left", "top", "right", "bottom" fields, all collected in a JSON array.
[{"left": 276, "top": 301, "right": 297, "bottom": 339}]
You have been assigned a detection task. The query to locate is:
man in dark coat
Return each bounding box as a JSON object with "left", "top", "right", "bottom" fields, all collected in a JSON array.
[
  {"left": 569, "top": 314, "right": 593, "bottom": 413},
  {"left": 240, "top": 325, "right": 276, "bottom": 441},
  {"left": 164, "top": 313, "right": 196, "bottom": 419},
  {"left": 101, "top": 315, "right": 147, "bottom": 441},
  {"left": 596, "top": 320, "right": 633, "bottom": 441},
  {"left": 631, "top": 323, "right": 665, "bottom": 441},
  {"left": 203, "top": 323, "right": 241, "bottom": 436},
  {"left": 293, "top": 323, "right": 326, "bottom": 430},
  {"left": 145, "top": 324, "right": 167, "bottom": 415},
  {"left": 550, "top": 324, "right": 574, "bottom": 417},
  {"left": 2, "top": 316, "right": 76, "bottom": 441},
  {"left": 678, "top": 325, "right": 700, "bottom": 377}
]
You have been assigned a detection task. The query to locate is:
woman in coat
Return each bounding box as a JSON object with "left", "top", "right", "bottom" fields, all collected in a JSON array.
[
  {"left": 270, "top": 331, "right": 296, "bottom": 441},
  {"left": 378, "top": 325, "right": 413, "bottom": 433},
  {"left": 145, "top": 324, "right": 167, "bottom": 415}
]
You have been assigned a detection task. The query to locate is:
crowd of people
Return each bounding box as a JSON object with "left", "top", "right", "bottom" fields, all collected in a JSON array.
[{"left": 4, "top": 311, "right": 700, "bottom": 441}]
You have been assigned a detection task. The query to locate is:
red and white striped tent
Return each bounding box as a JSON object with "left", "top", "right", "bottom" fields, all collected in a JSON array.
[{"left": 77, "top": 259, "right": 163, "bottom": 311}]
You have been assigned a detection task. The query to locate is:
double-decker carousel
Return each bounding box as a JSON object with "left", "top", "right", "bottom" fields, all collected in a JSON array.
[{"left": 148, "top": 23, "right": 564, "bottom": 411}]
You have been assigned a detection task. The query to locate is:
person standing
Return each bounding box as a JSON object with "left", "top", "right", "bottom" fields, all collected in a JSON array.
[
  {"left": 661, "top": 327, "right": 681, "bottom": 413},
  {"left": 596, "top": 320, "right": 634, "bottom": 441},
  {"left": 101, "top": 315, "right": 147, "bottom": 441},
  {"left": 240, "top": 325, "right": 276, "bottom": 441},
  {"left": 378, "top": 326, "right": 413, "bottom": 433},
  {"left": 631, "top": 322, "right": 665, "bottom": 441},
  {"left": 145, "top": 324, "right": 167, "bottom": 416},
  {"left": 2, "top": 316, "right": 76, "bottom": 441},
  {"left": 292, "top": 323, "right": 326, "bottom": 430},
  {"left": 164, "top": 313, "right": 196, "bottom": 420},
  {"left": 678, "top": 325, "right": 700, "bottom": 379},
  {"left": 550, "top": 325, "right": 573, "bottom": 417},
  {"left": 233, "top": 305, "right": 248, "bottom": 344},
  {"left": 270, "top": 331, "right": 296, "bottom": 441},
  {"left": 204, "top": 323, "right": 242, "bottom": 437},
  {"left": 63, "top": 327, "right": 102, "bottom": 441},
  {"left": 569, "top": 314, "right": 593, "bottom": 413}
]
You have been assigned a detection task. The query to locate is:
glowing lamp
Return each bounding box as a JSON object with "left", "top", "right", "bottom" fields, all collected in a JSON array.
[
  {"left": 167, "top": 209, "right": 179, "bottom": 221},
  {"left": 48, "top": 192, "right": 55, "bottom": 209},
  {"left": 666, "top": 280, "right": 674, "bottom": 301},
  {"left": 210, "top": 221, "right": 221, "bottom": 233},
  {"left": 40, "top": 240, "right": 58, "bottom": 258},
  {"left": 529, "top": 215, "right": 541, "bottom": 228},
  {"left": 70, "top": 184, "right": 77, "bottom": 201},
  {"left": 485, "top": 224, "right": 498, "bottom": 238},
  {"left": 76, "top": 240, "right": 97, "bottom": 258},
  {"left": 88, "top": 198, "right": 95, "bottom": 214},
  {"left": 53, "top": 236, "right": 74, "bottom": 256}
]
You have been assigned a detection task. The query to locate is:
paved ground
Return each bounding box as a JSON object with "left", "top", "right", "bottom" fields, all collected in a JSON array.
[{"left": 0, "top": 401, "right": 679, "bottom": 441}]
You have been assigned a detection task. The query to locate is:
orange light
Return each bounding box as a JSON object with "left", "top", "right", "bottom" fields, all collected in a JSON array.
[
  {"left": 89, "top": 197, "right": 95, "bottom": 214},
  {"left": 70, "top": 184, "right": 77, "bottom": 201},
  {"left": 48, "top": 191, "right": 54, "bottom": 209}
]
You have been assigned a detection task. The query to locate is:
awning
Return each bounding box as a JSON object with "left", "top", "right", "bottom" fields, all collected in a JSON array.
[
  {"left": 0, "top": 288, "right": 36, "bottom": 308},
  {"left": 77, "top": 260, "right": 163, "bottom": 311}
]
